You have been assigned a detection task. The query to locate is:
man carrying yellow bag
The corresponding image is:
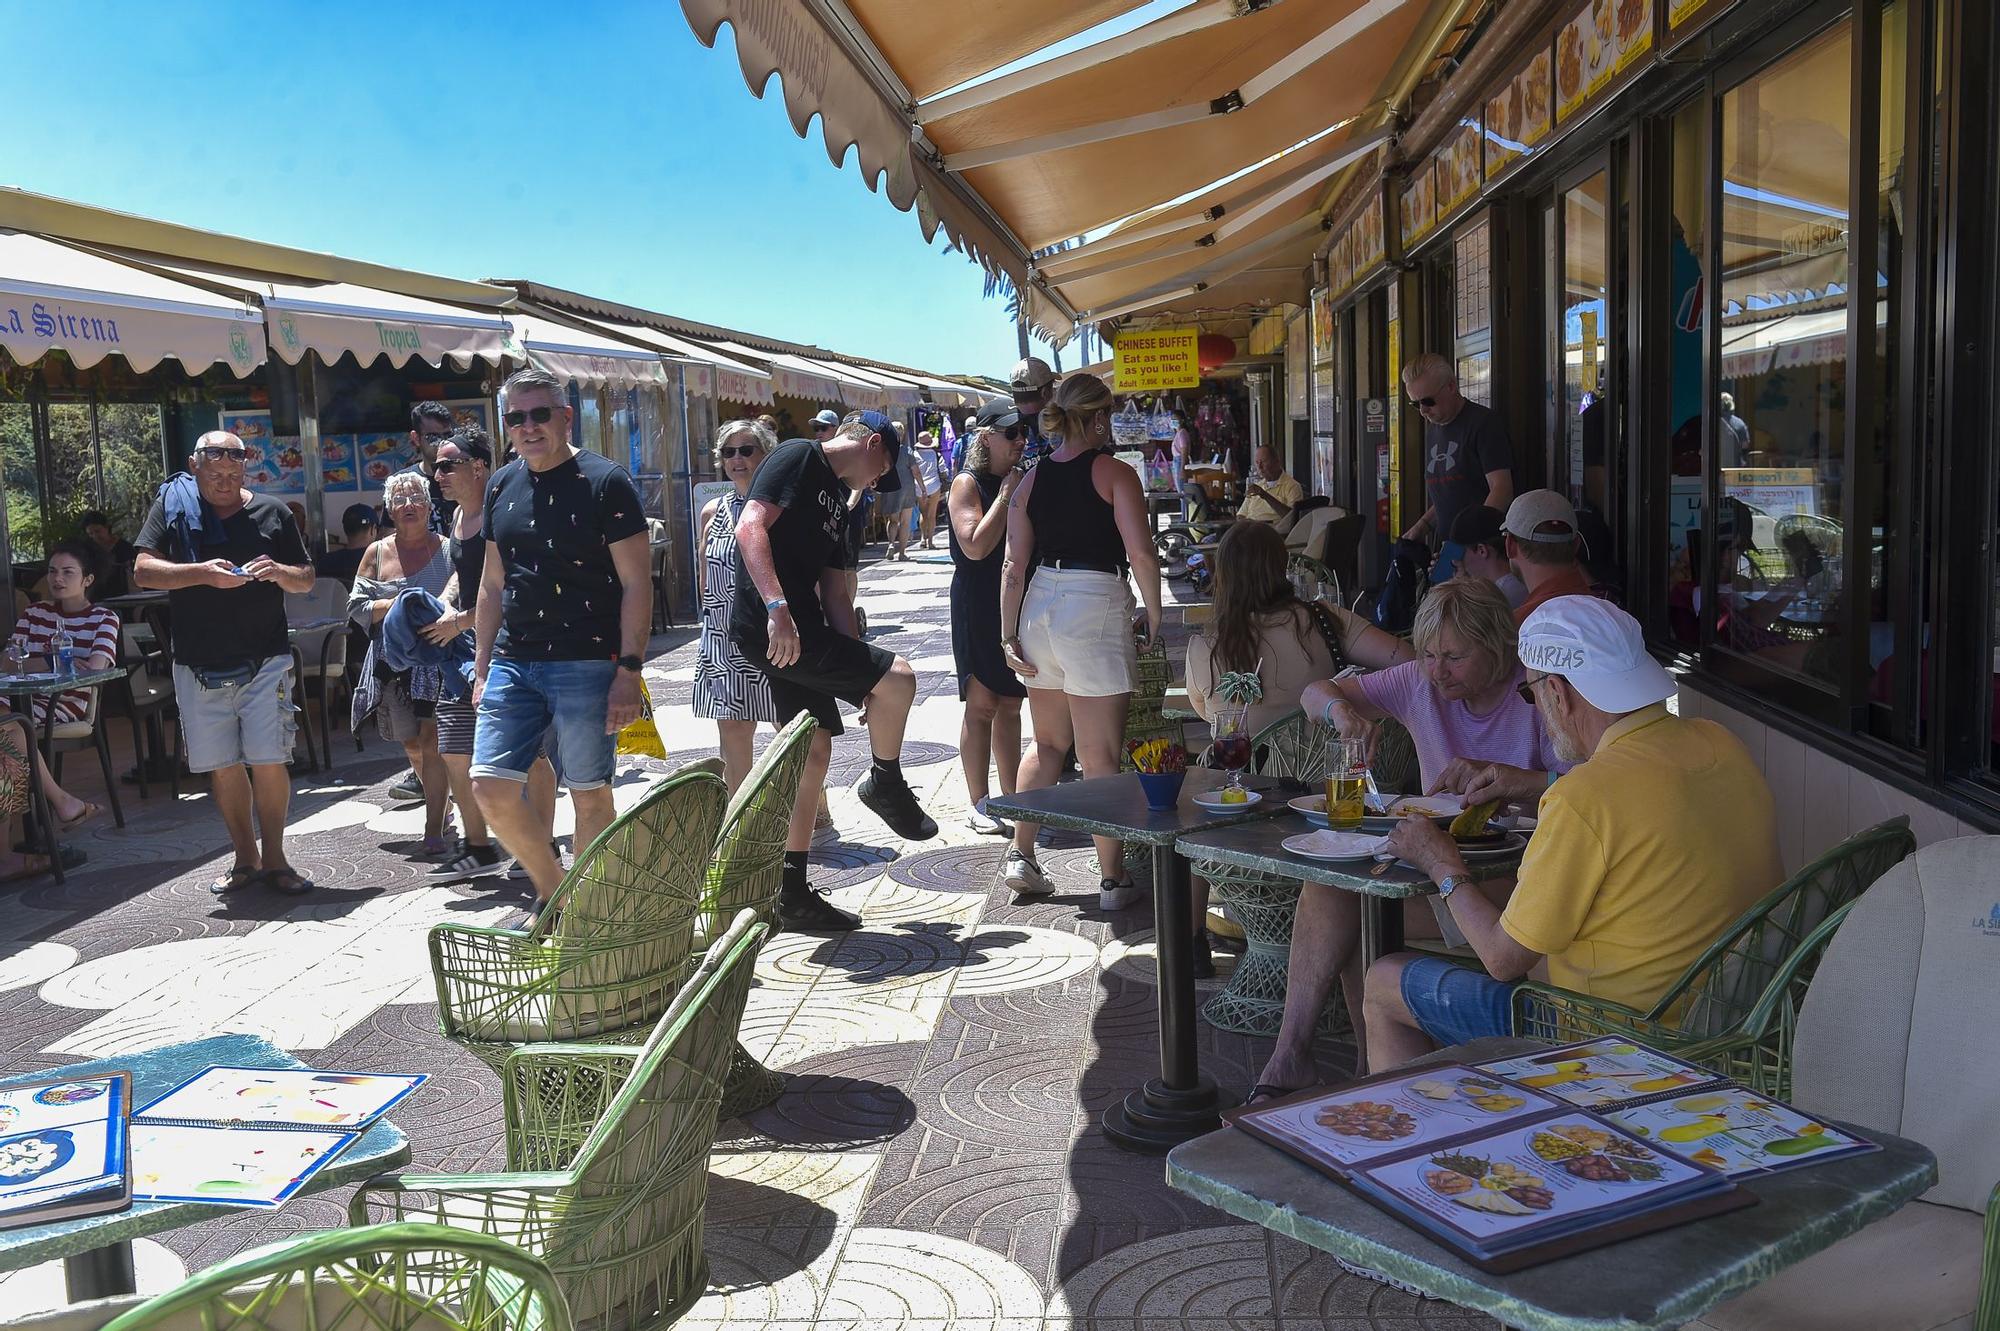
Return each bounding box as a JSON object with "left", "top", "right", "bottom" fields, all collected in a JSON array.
[{"left": 615, "top": 674, "right": 666, "bottom": 759}]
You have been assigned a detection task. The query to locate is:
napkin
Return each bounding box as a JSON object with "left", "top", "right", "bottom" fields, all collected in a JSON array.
[{"left": 1282, "top": 829, "right": 1389, "bottom": 858}]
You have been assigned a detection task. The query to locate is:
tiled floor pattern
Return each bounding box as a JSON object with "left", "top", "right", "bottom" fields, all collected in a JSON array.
[{"left": 0, "top": 547, "right": 1499, "bottom": 1329}]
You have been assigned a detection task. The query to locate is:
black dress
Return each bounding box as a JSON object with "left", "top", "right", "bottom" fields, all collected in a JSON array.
[{"left": 948, "top": 469, "right": 1027, "bottom": 700}]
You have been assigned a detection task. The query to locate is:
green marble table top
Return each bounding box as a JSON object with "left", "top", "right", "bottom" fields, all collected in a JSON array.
[
  {"left": 985, "top": 768, "right": 1294, "bottom": 846},
  {"left": 0, "top": 667, "right": 127, "bottom": 698},
  {"left": 1177, "top": 814, "right": 1524, "bottom": 897},
  {"left": 1166, "top": 1036, "right": 1939, "bottom": 1331},
  {"left": 0, "top": 1033, "right": 413, "bottom": 1270}
]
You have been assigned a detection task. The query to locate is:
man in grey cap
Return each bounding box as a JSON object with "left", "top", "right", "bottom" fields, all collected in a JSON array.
[
  {"left": 809, "top": 409, "right": 841, "bottom": 442},
  {"left": 1010, "top": 356, "right": 1056, "bottom": 460},
  {"left": 1502, "top": 489, "right": 1594, "bottom": 625}
]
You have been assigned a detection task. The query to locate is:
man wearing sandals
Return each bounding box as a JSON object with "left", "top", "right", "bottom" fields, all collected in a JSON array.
[{"left": 134, "top": 431, "right": 317, "bottom": 896}]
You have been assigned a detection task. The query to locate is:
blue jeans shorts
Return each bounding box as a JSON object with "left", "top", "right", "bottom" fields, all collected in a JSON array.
[
  {"left": 1399, "top": 956, "right": 1519, "bottom": 1048},
  {"left": 173, "top": 655, "right": 296, "bottom": 773},
  {"left": 473, "top": 657, "right": 618, "bottom": 790}
]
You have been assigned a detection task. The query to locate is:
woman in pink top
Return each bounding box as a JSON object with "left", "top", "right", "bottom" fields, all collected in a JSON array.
[{"left": 1252, "top": 579, "right": 1568, "bottom": 1096}]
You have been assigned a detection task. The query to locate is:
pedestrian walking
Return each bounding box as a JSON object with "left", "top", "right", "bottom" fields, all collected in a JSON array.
[
  {"left": 732, "top": 411, "right": 939, "bottom": 932},
  {"left": 133, "top": 431, "right": 317, "bottom": 896},
  {"left": 948, "top": 402, "right": 1028, "bottom": 835},
  {"left": 913, "top": 431, "right": 943, "bottom": 549},
  {"left": 471, "top": 369, "right": 651, "bottom": 917},
  {"left": 694, "top": 419, "right": 780, "bottom": 796}
]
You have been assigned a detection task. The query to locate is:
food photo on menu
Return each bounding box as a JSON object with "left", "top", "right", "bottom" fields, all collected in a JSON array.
[
  {"left": 1226, "top": 1065, "right": 1562, "bottom": 1169},
  {"left": 1604, "top": 1086, "right": 1877, "bottom": 1177},
  {"left": 1475, "top": 1037, "right": 1721, "bottom": 1108}
]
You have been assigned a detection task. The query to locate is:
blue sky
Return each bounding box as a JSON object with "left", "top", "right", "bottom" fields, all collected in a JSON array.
[{"left": 1, "top": 2, "right": 1114, "bottom": 378}]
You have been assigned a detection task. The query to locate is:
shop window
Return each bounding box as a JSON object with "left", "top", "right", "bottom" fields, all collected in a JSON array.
[
  {"left": 96, "top": 404, "right": 167, "bottom": 544},
  {"left": 1562, "top": 172, "right": 1613, "bottom": 535},
  {"left": 1454, "top": 219, "right": 1493, "bottom": 407},
  {"left": 0, "top": 403, "right": 38, "bottom": 560},
  {"left": 46, "top": 404, "right": 97, "bottom": 539},
  {"left": 1664, "top": 97, "right": 1708, "bottom": 648}
]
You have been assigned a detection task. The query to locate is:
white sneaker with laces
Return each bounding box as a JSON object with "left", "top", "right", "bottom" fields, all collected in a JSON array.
[
  {"left": 964, "top": 802, "right": 1012, "bottom": 835},
  {"left": 1001, "top": 849, "right": 1055, "bottom": 898},
  {"left": 1098, "top": 879, "right": 1144, "bottom": 910}
]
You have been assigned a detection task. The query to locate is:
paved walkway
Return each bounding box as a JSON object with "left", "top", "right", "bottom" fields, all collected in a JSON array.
[{"left": 0, "top": 548, "right": 1495, "bottom": 1330}]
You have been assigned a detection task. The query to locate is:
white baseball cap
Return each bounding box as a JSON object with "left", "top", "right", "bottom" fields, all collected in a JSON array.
[{"left": 1518, "top": 596, "right": 1676, "bottom": 714}]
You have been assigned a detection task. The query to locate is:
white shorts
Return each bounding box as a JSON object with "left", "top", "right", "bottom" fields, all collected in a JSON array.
[
  {"left": 1018, "top": 567, "right": 1136, "bottom": 697},
  {"left": 174, "top": 655, "right": 296, "bottom": 773}
]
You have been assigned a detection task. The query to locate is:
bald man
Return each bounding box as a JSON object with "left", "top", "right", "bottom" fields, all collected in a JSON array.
[{"left": 135, "top": 430, "right": 317, "bottom": 897}]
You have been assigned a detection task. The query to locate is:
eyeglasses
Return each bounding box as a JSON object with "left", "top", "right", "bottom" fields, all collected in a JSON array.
[
  {"left": 1408, "top": 394, "right": 1438, "bottom": 409},
  {"left": 1001, "top": 425, "right": 1025, "bottom": 441},
  {"left": 719, "top": 444, "right": 759, "bottom": 459},
  {"left": 433, "top": 458, "right": 477, "bottom": 473},
  {"left": 1517, "top": 674, "right": 1550, "bottom": 706},
  {"left": 197, "top": 447, "right": 249, "bottom": 464},
  {"left": 503, "top": 405, "right": 557, "bottom": 428}
]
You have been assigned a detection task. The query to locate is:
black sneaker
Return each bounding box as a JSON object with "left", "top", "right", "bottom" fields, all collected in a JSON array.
[
  {"left": 855, "top": 769, "right": 938, "bottom": 841},
  {"left": 387, "top": 770, "right": 424, "bottom": 805},
  {"left": 428, "top": 842, "right": 505, "bottom": 884},
  {"left": 778, "top": 883, "right": 862, "bottom": 933}
]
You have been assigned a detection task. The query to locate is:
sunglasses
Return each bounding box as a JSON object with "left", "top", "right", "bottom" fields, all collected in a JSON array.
[
  {"left": 503, "top": 405, "right": 558, "bottom": 427},
  {"left": 1409, "top": 394, "right": 1438, "bottom": 408},
  {"left": 1517, "top": 674, "right": 1550, "bottom": 706},
  {"left": 197, "top": 447, "right": 249, "bottom": 463},
  {"left": 434, "top": 458, "right": 480, "bottom": 473},
  {"left": 1001, "top": 425, "right": 1026, "bottom": 441},
  {"left": 719, "top": 444, "right": 759, "bottom": 459}
]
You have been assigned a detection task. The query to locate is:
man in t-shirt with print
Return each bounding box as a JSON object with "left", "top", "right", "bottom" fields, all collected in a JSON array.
[
  {"left": 134, "top": 431, "right": 317, "bottom": 897},
  {"left": 1400, "top": 351, "right": 1515, "bottom": 582},
  {"left": 471, "top": 369, "right": 651, "bottom": 916},
  {"left": 733, "top": 411, "right": 937, "bottom": 932}
]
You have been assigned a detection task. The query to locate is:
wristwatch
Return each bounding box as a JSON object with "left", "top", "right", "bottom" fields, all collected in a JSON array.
[
  {"left": 615, "top": 655, "right": 643, "bottom": 673},
  {"left": 1436, "top": 874, "right": 1464, "bottom": 901}
]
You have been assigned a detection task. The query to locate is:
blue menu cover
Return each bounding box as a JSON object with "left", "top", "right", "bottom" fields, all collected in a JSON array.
[{"left": 0, "top": 1073, "right": 131, "bottom": 1228}]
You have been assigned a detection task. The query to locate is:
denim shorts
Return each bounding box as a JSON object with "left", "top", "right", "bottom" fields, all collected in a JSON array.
[
  {"left": 1399, "top": 956, "right": 1519, "bottom": 1048},
  {"left": 173, "top": 655, "right": 296, "bottom": 773},
  {"left": 472, "top": 657, "right": 618, "bottom": 789}
]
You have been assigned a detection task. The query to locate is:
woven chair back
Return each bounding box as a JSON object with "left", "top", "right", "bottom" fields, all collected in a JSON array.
[{"left": 701, "top": 713, "right": 817, "bottom": 941}]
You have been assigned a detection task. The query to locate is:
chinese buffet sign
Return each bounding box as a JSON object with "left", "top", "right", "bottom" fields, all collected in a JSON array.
[
  {"left": 1327, "top": 192, "right": 1387, "bottom": 300},
  {"left": 1112, "top": 327, "right": 1200, "bottom": 391}
]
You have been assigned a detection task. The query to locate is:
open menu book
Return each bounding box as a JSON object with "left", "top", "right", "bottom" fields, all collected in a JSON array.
[
  {"left": 0, "top": 1074, "right": 131, "bottom": 1229},
  {"left": 129, "top": 1067, "right": 425, "bottom": 1209},
  {"left": 1226, "top": 1039, "right": 1874, "bottom": 1269}
]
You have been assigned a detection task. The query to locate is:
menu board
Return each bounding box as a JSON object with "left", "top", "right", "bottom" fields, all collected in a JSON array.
[
  {"left": 1311, "top": 286, "right": 1334, "bottom": 361},
  {"left": 1485, "top": 46, "right": 1554, "bottom": 179},
  {"left": 1331, "top": 229, "right": 1354, "bottom": 297},
  {"left": 1668, "top": 0, "right": 1737, "bottom": 38},
  {"left": 1556, "top": 0, "right": 1655, "bottom": 123},
  {"left": 1400, "top": 166, "right": 1437, "bottom": 250},
  {"left": 1435, "top": 121, "right": 1483, "bottom": 218},
  {"left": 1353, "top": 194, "right": 1386, "bottom": 275},
  {"left": 318, "top": 434, "right": 360, "bottom": 492},
  {"left": 356, "top": 432, "right": 419, "bottom": 488},
  {"left": 220, "top": 410, "right": 288, "bottom": 493}
]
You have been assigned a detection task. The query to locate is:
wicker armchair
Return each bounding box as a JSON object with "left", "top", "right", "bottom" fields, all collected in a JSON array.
[
  {"left": 11, "top": 1223, "right": 573, "bottom": 1331},
  {"left": 355, "top": 912, "right": 765, "bottom": 1331},
  {"left": 700, "top": 713, "right": 817, "bottom": 1119},
  {"left": 428, "top": 767, "right": 727, "bottom": 1070},
  {"left": 1512, "top": 816, "right": 1914, "bottom": 1097}
]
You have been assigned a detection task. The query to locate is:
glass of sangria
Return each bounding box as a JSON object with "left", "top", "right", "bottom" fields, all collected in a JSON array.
[{"left": 1210, "top": 703, "right": 1254, "bottom": 799}]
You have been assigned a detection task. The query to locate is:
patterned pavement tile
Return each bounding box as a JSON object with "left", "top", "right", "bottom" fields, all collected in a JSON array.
[
  {"left": 1046, "top": 1225, "right": 1276, "bottom": 1322},
  {"left": 818, "top": 1228, "right": 1045, "bottom": 1326}
]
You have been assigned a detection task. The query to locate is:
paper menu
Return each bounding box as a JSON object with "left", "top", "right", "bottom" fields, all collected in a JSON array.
[
  {"left": 1352, "top": 1112, "right": 1718, "bottom": 1253},
  {"left": 1475, "top": 1038, "right": 1720, "bottom": 1108},
  {"left": 1604, "top": 1087, "right": 1876, "bottom": 1177},
  {"left": 130, "top": 1124, "right": 351, "bottom": 1210},
  {"left": 1237, "top": 1066, "right": 1560, "bottom": 1168},
  {"left": 138, "top": 1068, "right": 424, "bottom": 1129},
  {"left": 0, "top": 1075, "right": 128, "bottom": 1221}
]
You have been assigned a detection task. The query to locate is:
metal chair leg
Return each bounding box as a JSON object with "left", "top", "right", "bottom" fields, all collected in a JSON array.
[
  {"left": 129, "top": 715, "right": 151, "bottom": 800},
  {"left": 95, "top": 724, "right": 124, "bottom": 828}
]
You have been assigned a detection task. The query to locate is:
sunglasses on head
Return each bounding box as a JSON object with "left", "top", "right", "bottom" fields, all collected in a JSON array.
[
  {"left": 719, "top": 444, "right": 759, "bottom": 459},
  {"left": 503, "top": 405, "right": 557, "bottom": 427},
  {"left": 197, "top": 446, "right": 248, "bottom": 463}
]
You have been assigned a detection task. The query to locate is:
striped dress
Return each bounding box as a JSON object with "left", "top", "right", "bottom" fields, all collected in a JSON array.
[
  {"left": 9, "top": 602, "right": 120, "bottom": 724},
  {"left": 692, "top": 492, "right": 776, "bottom": 722}
]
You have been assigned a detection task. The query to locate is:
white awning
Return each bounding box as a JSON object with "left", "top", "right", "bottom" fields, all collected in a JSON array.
[
  {"left": 571, "top": 317, "right": 777, "bottom": 406},
  {"left": 512, "top": 308, "right": 668, "bottom": 388},
  {"left": 0, "top": 233, "right": 264, "bottom": 376},
  {"left": 711, "top": 342, "right": 849, "bottom": 403},
  {"left": 830, "top": 361, "right": 926, "bottom": 408},
  {"left": 798, "top": 356, "right": 892, "bottom": 411}
]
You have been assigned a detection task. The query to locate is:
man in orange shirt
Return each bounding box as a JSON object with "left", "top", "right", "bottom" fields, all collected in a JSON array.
[{"left": 1502, "top": 489, "right": 1594, "bottom": 625}]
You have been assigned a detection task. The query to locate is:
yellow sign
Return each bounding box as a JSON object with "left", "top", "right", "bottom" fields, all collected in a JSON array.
[{"left": 1113, "top": 327, "right": 1200, "bottom": 391}]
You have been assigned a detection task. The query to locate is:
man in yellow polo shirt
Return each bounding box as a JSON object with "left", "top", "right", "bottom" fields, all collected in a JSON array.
[
  {"left": 1359, "top": 597, "right": 1781, "bottom": 1071},
  {"left": 1236, "top": 445, "right": 1305, "bottom": 524}
]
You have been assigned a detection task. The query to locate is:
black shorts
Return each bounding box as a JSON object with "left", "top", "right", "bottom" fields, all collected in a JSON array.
[{"left": 741, "top": 626, "right": 894, "bottom": 736}]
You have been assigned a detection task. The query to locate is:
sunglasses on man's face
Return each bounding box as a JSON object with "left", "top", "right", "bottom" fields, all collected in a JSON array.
[
  {"left": 1517, "top": 674, "right": 1550, "bottom": 707},
  {"left": 1409, "top": 394, "right": 1439, "bottom": 409},
  {"left": 503, "top": 405, "right": 558, "bottom": 428},
  {"left": 719, "top": 444, "right": 759, "bottom": 459},
  {"left": 434, "top": 457, "right": 478, "bottom": 473},
  {"left": 197, "top": 447, "right": 249, "bottom": 464}
]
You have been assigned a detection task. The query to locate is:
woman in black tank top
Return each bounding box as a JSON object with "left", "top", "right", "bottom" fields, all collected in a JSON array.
[{"left": 994, "top": 374, "right": 1164, "bottom": 910}]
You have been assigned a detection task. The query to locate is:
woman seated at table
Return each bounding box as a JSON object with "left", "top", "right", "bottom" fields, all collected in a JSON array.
[
  {"left": 1249, "top": 578, "right": 1568, "bottom": 1098},
  {"left": 2, "top": 539, "right": 120, "bottom": 835},
  {"left": 1183, "top": 521, "right": 1412, "bottom": 972}
]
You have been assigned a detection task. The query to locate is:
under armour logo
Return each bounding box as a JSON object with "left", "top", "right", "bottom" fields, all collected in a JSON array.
[{"left": 1427, "top": 439, "right": 1460, "bottom": 475}]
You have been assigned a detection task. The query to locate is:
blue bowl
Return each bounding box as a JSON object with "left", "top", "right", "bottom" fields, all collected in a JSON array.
[{"left": 1136, "top": 771, "right": 1186, "bottom": 811}]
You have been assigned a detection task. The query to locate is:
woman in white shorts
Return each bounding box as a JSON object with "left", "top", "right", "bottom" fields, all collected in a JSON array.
[{"left": 999, "top": 372, "right": 1163, "bottom": 908}]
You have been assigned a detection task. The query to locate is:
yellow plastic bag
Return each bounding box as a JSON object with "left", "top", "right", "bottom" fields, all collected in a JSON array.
[{"left": 615, "top": 674, "right": 666, "bottom": 759}]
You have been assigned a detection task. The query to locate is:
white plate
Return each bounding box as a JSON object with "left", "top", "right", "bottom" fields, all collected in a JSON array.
[
  {"left": 1281, "top": 829, "right": 1389, "bottom": 861},
  {"left": 1458, "top": 832, "right": 1529, "bottom": 861},
  {"left": 1191, "top": 788, "right": 1261, "bottom": 810},
  {"left": 1384, "top": 793, "right": 1465, "bottom": 818}
]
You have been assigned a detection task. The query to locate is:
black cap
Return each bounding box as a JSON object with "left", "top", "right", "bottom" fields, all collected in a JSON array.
[
  {"left": 341, "top": 503, "right": 379, "bottom": 536},
  {"left": 441, "top": 427, "right": 491, "bottom": 465},
  {"left": 974, "top": 399, "right": 1022, "bottom": 431},
  {"left": 1449, "top": 504, "right": 1506, "bottom": 548}
]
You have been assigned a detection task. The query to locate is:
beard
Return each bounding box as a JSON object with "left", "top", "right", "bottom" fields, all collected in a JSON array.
[{"left": 1538, "top": 691, "right": 1587, "bottom": 766}]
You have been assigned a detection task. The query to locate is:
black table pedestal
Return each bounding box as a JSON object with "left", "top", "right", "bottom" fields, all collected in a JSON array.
[
  {"left": 65, "top": 1241, "right": 136, "bottom": 1300},
  {"left": 1102, "top": 844, "right": 1235, "bottom": 1152}
]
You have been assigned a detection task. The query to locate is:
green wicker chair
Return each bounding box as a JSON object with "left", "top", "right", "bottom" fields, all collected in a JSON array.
[
  {"left": 355, "top": 911, "right": 766, "bottom": 1331},
  {"left": 1512, "top": 815, "right": 1914, "bottom": 1097},
  {"left": 12, "top": 1223, "right": 572, "bottom": 1331},
  {"left": 428, "top": 767, "right": 728, "bottom": 1071},
  {"left": 700, "top": 713, "right": 817, "bottom": 1120}
]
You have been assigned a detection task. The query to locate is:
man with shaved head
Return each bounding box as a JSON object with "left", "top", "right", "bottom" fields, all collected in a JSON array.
[{"left": 134, "top": 429, "right": 317, "bottom": 897}]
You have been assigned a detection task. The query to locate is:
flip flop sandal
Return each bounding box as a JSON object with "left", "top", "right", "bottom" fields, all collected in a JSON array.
[
  {"left": 209, "top": 866, "right": 262, "bottom": 896},
  {"left": 261, "top": 868, "right": 315, "bottom": 896},
  {"left": 0, "top": 853, "right": 52, "bottom": 885},
  {"left": 54, "top": 802, "right": 103, "bottom": 834}
]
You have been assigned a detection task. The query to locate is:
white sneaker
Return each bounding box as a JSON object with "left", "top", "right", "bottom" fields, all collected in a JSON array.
[
  {"left": 964, "top": 802, "right": 1012, "bottom": 836},
  {"left": 1002, "top": 849, "right": 1055, "bottom": 898},
  {"left": 1099, "top": 879, "right": 1145, "bottom": 910}
]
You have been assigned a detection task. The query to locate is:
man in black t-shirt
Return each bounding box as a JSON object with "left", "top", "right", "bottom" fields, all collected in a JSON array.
[
  {"left": 134, "top": 431, "right": 316, "bottom": 897},
  {"left": 1400, "top": 351, "right": 1516, "bottom": 582},
  {"left": 471, "top": 369, "right": 652, "bottom": 911},
  {"left": 733, "top": 410, "right": 938, "bottom": 931}
]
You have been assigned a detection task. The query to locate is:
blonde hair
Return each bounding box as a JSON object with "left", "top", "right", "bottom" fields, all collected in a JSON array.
[
  {"left": 1038, "top": 372, "right": 1112, "bottom": 446},
  {"left": 712, "top": 417, "right": 775, "bottom": 467},
  {"left": 962, "top": 427, "right": 997, "bottom": 476},
  {"left": 1411, "top": 578, "right": 1518, "bottom": 689},
  {"left": 383, "top": 470, "right": 431, "bottom": 511}
]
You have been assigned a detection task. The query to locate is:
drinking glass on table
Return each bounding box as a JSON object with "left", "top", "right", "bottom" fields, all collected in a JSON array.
[
  {"left": 3, "top": 640, "right": 25, "bottom": 678},
  {"left": 1325, "top": 736, "right": 1368, "bottom": 829},
  {"left": 1211, "top": 702, "right": 1253, "bottom": 797}
]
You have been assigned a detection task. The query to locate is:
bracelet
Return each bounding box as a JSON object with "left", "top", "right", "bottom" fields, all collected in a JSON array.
[
  {"left": 1321, "top": 697, "right": 1341, "bottom": 726},
  {"left": 765, "top": 597, "right": 788, "bottom": 612}
]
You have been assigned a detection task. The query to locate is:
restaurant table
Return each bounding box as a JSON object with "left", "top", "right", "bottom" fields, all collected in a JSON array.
[
  {"left": 286, "top": 618, "right": 347, "bottom": 773},
  {"left": 0, "top": 1032, "right": 413, "bottom": 1304},
  {"left": 0, "top": 667, "right": 129, "bottom": 883},
  {"left": 1176, "top": 813, "right": 1526, "bottom": 971},
  {"left": 986, "top": 768, "right": 1292, "bottom": 1151},
  {"left": 98, "top": 591, "right": 169, "bottom": 617},
  {"left": 1166, "top": 1035, "right": 1939, "bottom": 1331}
]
